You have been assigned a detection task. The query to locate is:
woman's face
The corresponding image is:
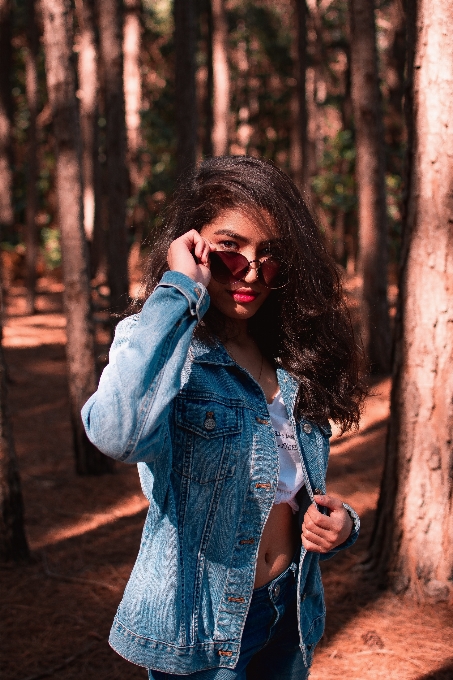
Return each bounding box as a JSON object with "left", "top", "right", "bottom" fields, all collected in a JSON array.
[{"left": 200, "top": 209, "right": 280, "bottom": 322}]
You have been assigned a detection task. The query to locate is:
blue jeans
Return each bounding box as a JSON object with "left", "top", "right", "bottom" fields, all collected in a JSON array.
[{"left": 148, "top": 558, "right": 309, "bottom": 680}]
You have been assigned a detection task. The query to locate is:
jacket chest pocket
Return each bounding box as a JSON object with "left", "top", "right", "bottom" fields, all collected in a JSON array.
[{"left": 172, "top": 397, "right": 242, "bottom": 484}]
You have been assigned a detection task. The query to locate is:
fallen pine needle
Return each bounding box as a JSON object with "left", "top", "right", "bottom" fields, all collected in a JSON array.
[
  {"left": 41, "top": 552, "right": 118, "bottom": 592},
  {"left": 354, "top": 650, "right": 424, "bottom": 668}
]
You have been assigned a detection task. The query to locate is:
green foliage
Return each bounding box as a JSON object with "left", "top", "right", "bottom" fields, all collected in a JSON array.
[
  {"left": 41, "top": 227, "right": 61, "bottom": 269},
  {"left": 311, "top": 129, "right": 356, "bottom": 215}
]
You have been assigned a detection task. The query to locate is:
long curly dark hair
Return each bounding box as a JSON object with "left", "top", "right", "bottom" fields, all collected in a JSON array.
[{"left": 135, "top": 156, "right": 366, "bottom": 431}]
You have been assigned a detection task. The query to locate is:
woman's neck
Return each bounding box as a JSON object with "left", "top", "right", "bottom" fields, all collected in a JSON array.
[{"left": 219, "top": 318, "right": 253, "bottom": 349}]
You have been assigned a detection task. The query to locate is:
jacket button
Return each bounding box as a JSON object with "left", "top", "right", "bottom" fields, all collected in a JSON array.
[
  {"left": 303, "top": 423, "right": 312, "bottom": 434},
  {"left": 204, "top": 412, "right": 216, "bottom": 430},
  {"left": 273, "top": 584, "right": 280, "bottom": 598},
  {"left": 314, "top": 488, "right": 322, "bottom": 495},
  {"left": 194, "top": 287, "right": 201, "bottom": 298},
  {"left": 256, "top": 417, "right": 269, "bottom": 425}
]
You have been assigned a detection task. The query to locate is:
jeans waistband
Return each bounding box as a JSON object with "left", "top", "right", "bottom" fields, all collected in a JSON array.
[{"left": 252, "top": 556, "right": 299, "bottom": 604}]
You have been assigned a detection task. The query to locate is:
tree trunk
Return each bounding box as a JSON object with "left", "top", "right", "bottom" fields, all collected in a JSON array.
[
  {"left": 25, "top": 0, "right": 39, "bottom": 315},
  {"left": 123, "top": 0, "right": 142, "bottom": 199},
  {"left": 74, "top": 0, "right": 98, "bottom": 244},
  {"left": 0, "top": 0, "right": 14, "bottom": 236},
  {"left": 369, "top": 0, "right": 453, "bottom": 603},
  {"left": 0, "top": 283, "right": 29, "bottom": 562},
  {"left": 97, "top": 0, "right": 129, "bottom": 314},
  {"left": 174, "top": 0, "right": 197, "bottom": 177},
  {"left": 211, "top": 0, "right": 229, "bottom": 157},
  {"left": 123, "top": 0, "right": 143, "bottom": 281},
  {"left": 290, "top": 0, "right": 308, "bottom": 191},
  {"left": 41, "top": 0, "right": 112, "bottom": 474},
  {"left": 383, "top": 0, "right": 406, "bottom": 155},
  {"left": 199, "top": 0, "right": 213, "bottom": 158},
  {"left": 349, "top": 0, "right": 391, "bottom": 373}
]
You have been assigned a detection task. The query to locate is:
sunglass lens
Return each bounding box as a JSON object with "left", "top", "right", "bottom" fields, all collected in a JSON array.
[
  {"left": 210, "top": 251, "right": 249, "bottom": 284},
  {"left": 260, "top": 257, "right": 282, "bottom": 288}
]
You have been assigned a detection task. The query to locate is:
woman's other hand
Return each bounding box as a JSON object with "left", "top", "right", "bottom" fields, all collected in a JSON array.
[
  {"left": 301, "top": 494, "right": 353, "bottom": 553},
  {"left": 167, "top": 230, "right": 213, "bottom": 287}
]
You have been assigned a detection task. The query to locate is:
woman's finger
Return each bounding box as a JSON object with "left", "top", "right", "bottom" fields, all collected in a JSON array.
[
  {"left": 302, "top": 523, "right": 331, "bottom": 549},
  {"left": 302, "top": 533, "right": 329, "bottom": 553},
  {"left": 194, "top": 237, "right": 208, "bottom": 262}
]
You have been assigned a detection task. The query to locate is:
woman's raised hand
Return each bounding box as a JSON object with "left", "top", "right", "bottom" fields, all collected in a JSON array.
[
  {"left": 301, "top": 494, "right": 353, "bottom": 553},
  {"left": 167, "top": 230, "right": 213, "bottom": 288}
]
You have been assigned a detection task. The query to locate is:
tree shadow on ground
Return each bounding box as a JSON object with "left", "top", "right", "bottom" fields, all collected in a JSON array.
[
  {"left": 320, "top": 507, "right": 383, "bottom": 643},
  {"left": 2, "top": 508, "right": 149, "bottom": 680},
  {"left": 416, "top": 663, "right": 453, "bottom": 680}
]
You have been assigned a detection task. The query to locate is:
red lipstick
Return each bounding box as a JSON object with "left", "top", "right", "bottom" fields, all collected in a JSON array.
[{"left": 228, "top": 288, "right": 259, "bottom": 303}]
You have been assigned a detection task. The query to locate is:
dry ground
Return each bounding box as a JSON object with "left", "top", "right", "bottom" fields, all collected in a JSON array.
[{"left": 1, "top": 279, "right": 452, "bottom": 680}]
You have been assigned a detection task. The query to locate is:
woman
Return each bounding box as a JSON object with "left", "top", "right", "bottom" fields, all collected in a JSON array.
[{"left": 82, "top": 156, "right": 365, "bottom": 679}]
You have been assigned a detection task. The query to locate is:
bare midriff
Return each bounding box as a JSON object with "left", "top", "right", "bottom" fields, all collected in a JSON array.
[{"left": 254, "top": 502, "right": 299, "bottom": 588}]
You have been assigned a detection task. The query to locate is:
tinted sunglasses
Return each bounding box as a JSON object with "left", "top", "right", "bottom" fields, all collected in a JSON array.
[{"left": 209, "top": 251, "right": 287, "bottom": 289}]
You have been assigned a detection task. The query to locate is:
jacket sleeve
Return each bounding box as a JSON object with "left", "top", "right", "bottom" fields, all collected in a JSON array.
[{"left": 81, "top": 271, "right": 210, "bottom": 463}]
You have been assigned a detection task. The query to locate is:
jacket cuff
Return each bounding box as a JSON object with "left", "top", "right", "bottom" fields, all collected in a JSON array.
[
  {"left": 319, "top": 502, "right": 360, "bottom": 562},
  {"left": 155, "top": 270, "right": 210, "bottom": 322}
]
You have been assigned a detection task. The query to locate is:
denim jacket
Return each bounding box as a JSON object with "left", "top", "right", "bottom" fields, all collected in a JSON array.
[{"left": 81, "top": 271, "right": 359, "bottom": 674}]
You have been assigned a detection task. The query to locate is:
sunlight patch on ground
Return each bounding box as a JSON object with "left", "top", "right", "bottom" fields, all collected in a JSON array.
[
  {"left": 4, "top": 313, "right": 67, "bottom": 347},
  {"left": 30, "top": 493, "right": 149, "bottom": 550},
  {"left": 311, "top": 592, "right": 453, "bottom": 680}
]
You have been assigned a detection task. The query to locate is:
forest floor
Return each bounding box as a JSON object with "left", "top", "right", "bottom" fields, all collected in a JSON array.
[{"left": 2, "top": 278, "right": 453, "bottom": 680}]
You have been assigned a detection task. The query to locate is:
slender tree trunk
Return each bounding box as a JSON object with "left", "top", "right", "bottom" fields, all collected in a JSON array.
[
  {"left": 211, "top": 0, "right": 229, "bottom": 157},
  {"left": 200, "top": 0, "right": 213, "bottom": 158},
  {"left": 25, "top": 0, "right": 39, "bottom": 315},
  {"left": 97, "top": 0, "right": 129, "bottom": 313},
  {"left": 0, "top": 0, "right": 14, "bottom": 236},
  {"left": 0, "top": 348, "right": 29, "bottom": 562},
  {"left": 290, "top": 0, "right": 308, "bottom": 191},
  {"left": 349, "top": 0, "right": 391, "bottom": 373},
  {"left": 383, "top": 0, "right": 405, "bottom": 154},
  {"left": 74, "top": 0, "right": 98, "bottom": 243},
  {"left": 123, "top": 0, "right": 142, "bottom": 199},
  {"left": 41, "top": 0, "right": 112, "bottom": 474},
  {"left": 123, "top": 0, "right": 143, "bottom": 281},
  {"left": 369, "top": 0, "right": 453, "bottom": 603},
  {"left": 174, "top": 0, "right": 197, "bottom": 177},
  {"left": 382, "top": 0, "right": 406, "bottom": 255}
]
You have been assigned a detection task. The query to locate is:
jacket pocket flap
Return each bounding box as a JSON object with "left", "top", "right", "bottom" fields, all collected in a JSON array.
[{"left": 175, "top": 397, "right": 242, "bottom": 439}]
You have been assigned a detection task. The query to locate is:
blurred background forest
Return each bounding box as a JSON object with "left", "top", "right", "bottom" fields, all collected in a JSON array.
[
  {"left": 3, "top": 0, "right": 404, "bottom": 283},
  {"left": 1, "top": 0, "right": 453, "bottom": 678}
]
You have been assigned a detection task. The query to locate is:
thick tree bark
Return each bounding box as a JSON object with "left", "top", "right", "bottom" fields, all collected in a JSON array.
[
  {"left": 0, "top": 283, "right": 29, "bottom": 562},
  {"left": 97, "top": 0, "right": 129, "bottom": 313},
  {"left": 174, "top": 0, "right": 197, "bottom": 177},
  {"left": 41, "top": 0, "right": 112, "bottom": 474},
  {"left": 349, "top": 0, "right": 391, "bottom": 373},
  {"left": 0, "top": 0, "right": 14, "bottom": 235},
  {"left": 74, "top": 0, "right": 98, "bottom": 243},
  {"left": 25, "top": 0, "right": 39, "bottom": 315},
  {"left": 369, "top": 0, "right": 453, "bottom": 603},
  {"left": 290, "top": 0, "right": 308, "bottom": 191},
  {"left": 211, "top": 0, "right": 229, "bottom": 157}
]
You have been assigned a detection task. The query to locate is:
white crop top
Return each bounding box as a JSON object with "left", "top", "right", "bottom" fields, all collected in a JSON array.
[{"left": 267, "top": 389, "right": 305, "bottom": 512}]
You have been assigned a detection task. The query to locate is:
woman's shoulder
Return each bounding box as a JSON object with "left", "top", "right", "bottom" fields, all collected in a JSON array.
[{"left": 110, "top": 313, "right": 141, "bottom": 349}]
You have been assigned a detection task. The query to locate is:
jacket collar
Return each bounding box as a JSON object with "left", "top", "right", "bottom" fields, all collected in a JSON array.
[
  {"left": 189, "top": 336, "right": 301, "bottom": 404},
  {"left": 189, "top": 336, "right": 236, "bottom": 366}
]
